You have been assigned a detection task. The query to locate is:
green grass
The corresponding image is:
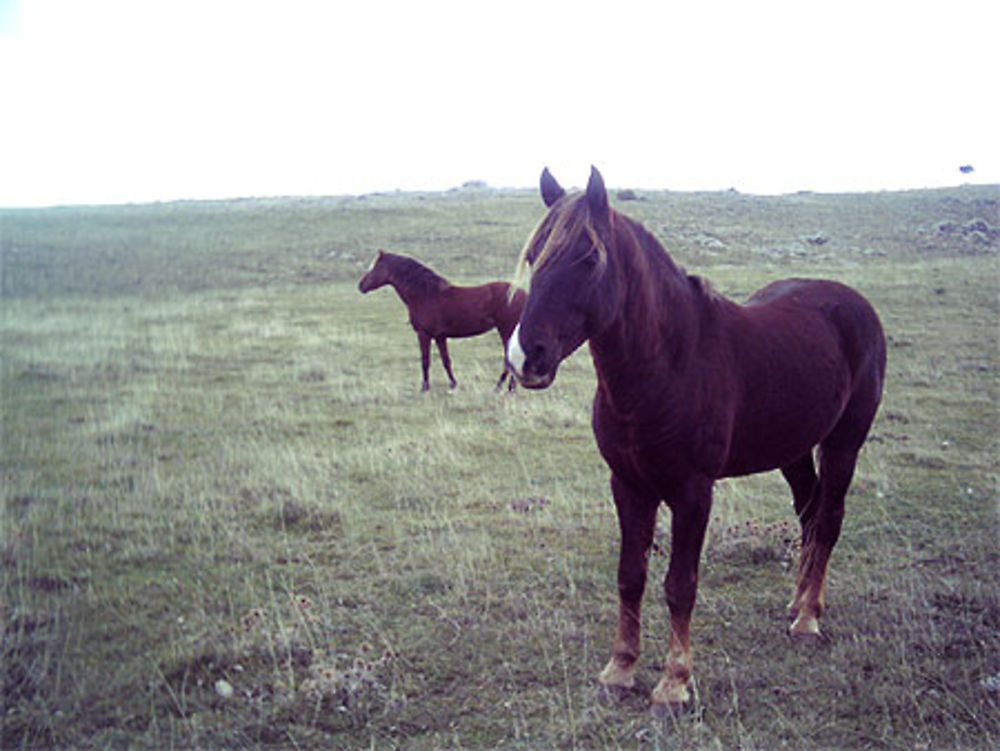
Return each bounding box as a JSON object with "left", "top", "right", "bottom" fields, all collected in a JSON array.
[{"left": 2, "top": 185, "right": 998, "bottom": 748}]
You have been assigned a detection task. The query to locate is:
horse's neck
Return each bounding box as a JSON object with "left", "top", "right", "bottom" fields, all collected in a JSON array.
[
  {"left": 388, "top": 276, "right": 421, "bottom": 306},
  {"left": 387, "top": 269, "right": 431, "bottom": 306},
  {"left": 589, "top": 247, "right": 700, "bottom": 413}
]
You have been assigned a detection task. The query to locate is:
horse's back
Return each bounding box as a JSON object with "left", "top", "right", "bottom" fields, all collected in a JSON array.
[
  {"left": 717, "top": 278, "right": 886, "bottom": 473},
  {"left": 746, "top": 278, "right": 885, "bottom": 379},
  {"left": 467, "top": 281, "right": 525, "bottom": 334},
  {"left": 746, "top": 277, "right": 871, "bottom": 313},
  {"left": 421, "top": 281, "right": 524, "bottom": 338}
]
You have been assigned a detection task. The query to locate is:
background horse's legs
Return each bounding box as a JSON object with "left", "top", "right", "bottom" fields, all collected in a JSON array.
[
  {"left": 494, "top": 368, "right": 510, "bottom": 391},
  {"left": 435, "top": 337, "right": 457, "bottom": 389},
  {"left": 598, "top": 476, "right": 659, "bottom": 693},
  {"left": 651, "top": 477, "right": 712, "bottom": 711},
  {"left": 417, "top": 331, "right": 432, "bottom": 391},
  {"left": 789, "top": 445, "right": 858, "bottom": 637}
]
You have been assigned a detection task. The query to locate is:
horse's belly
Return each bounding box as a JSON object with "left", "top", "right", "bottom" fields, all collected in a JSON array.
[
  {"left": 721, "top": 441, "right": 817, "bottom": 477},
  {"left": 722, "top": 399, "right": 846, "bottom": 476},
  {"left": 417, "top": 311, "right": 492, "bottom": 338},
  {"left": 595, "top": 400, "right": 843, "bottom": 487}
]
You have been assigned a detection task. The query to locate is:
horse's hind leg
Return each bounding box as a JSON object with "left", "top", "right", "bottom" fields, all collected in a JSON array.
[
  {"left": 435, "top": 337, "right": 457, "bottom": 389},
  {"left": 496, "top": 328, "right": 516, "bottom": 392},
  {"left": 788, "top": 445, "right": 858, "bottom": 637},
  {"left": 495, "top": 368, "right": 510, "bottom": 392},
  {"left": 418, "top": 332, "right": 432, "bottom": 391},
  {"left": 495, "top": 361, "right": 516, "bottom": 392},
  {"left": 789, "top": 365, "right": 882, "bottom": 637}
]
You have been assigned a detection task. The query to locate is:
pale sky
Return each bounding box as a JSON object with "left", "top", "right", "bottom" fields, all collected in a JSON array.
[{"left": 1, "top": 0, "right": 997, "bottom": 207}]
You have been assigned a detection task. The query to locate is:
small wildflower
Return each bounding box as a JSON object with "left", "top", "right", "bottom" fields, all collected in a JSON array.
[
  {"left": 293, "top": 594, "right": 313, "bottom": 610},
  {"left": 242, "top": 608, "right": 265, "bottom": 632},
  {"left": 214, "top": 679, "right": 234, "bottom": 699}
]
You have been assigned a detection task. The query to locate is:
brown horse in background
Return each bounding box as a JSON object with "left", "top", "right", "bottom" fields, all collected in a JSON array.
[
  {"left": 507, "top": 167, "right": 886, "bottom": 714},
  {"left": 359, "top": 250, "right": 526, "bottom": 391}
]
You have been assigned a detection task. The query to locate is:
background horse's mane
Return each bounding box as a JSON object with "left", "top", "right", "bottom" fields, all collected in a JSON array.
[{"left": 385, "top": 252, "right": 451, "bottom": 296}]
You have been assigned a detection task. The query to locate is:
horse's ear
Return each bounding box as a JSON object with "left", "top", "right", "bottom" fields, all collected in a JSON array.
[
  {"left": 586, "top": 166, "right": 610, "bottom": 229},
  {"left": 540, "top": 167, "right": 566, "bottom": 207}
]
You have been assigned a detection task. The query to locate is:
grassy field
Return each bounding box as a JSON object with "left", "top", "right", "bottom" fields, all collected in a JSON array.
[{"left": 2, "top": 184, "right": 998, "bottom": 749}]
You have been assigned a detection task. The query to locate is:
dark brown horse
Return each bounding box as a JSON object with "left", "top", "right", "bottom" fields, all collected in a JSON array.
[
  {"left": 359, "top": 250, "right": 526, "bottom": 391},
  {"left": 507, "top": 167, "right": 886, "bottom": 713}
]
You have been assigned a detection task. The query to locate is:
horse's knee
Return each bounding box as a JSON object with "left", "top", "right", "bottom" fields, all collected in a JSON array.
[
  {"left": 618, "top": 576, "right": 647, "bottom": 605},
  {"left": 664, "top": 570, "right": 697, "bottom": 615}
]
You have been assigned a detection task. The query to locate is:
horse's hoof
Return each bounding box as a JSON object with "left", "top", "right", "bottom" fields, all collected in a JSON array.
[
  {"left": 650, "top": 676, "right": 692, "bottom": 715},
  {"left": 789, "top": 612, "right": 823, "bottom": 640}
]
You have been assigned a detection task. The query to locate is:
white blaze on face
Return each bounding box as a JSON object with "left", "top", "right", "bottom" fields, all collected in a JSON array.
[{"left": 506, "top": 323, "right": 526, "bottom": 378}]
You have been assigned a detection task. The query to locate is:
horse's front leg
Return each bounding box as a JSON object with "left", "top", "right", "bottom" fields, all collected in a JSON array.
[
  {"left": 435, "top": 337, "right": 457, "bottom": 389},
  {"left": 417, "top": 331, "right": 432, "bottom": 391},
  {"left": 599, "top": 475, "right": 659, "bottom": 694},
  {"left": 651, "top": 476, "right": 712, "bottom": 713}
]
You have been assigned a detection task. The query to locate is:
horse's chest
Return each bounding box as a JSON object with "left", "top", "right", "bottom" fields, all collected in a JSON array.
[
  {"left": 592, "top": 408, "right": 727, "bottom": 492},
  {"left": 595, "top": 427, "right": 657, "bottom": 489}
]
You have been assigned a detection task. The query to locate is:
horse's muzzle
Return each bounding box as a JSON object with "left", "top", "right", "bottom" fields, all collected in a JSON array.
[{"left": 507, "top": 324, "right": 556, "bottom": 389}]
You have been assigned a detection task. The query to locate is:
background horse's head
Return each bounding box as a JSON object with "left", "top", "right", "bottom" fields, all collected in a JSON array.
[
  {"left": 507, "top": 167, "right": 623, "bottom": 388},
  {"left": 358, "top": 250, "right": 390, "bottom": 293}
]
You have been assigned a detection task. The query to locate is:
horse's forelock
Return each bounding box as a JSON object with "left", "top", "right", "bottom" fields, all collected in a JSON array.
[
  {"left": 513, "top": 194, "right": 609, "bottom": 292},
  {"left": 512, "top": 196, "right": 695, "bottom": 355}
]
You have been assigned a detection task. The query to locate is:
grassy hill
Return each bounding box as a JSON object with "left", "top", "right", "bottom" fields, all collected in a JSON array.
[{"left": 2, "top": 184, "right": 998, "bottom": 748}]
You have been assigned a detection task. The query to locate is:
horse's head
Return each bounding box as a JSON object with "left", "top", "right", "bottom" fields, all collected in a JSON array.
[
  {"left": 358, "top": 250, "right": 390, "bottom": 293},
  {"left": 507, "top": 167, "right": 623, "bottom": 389}
]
